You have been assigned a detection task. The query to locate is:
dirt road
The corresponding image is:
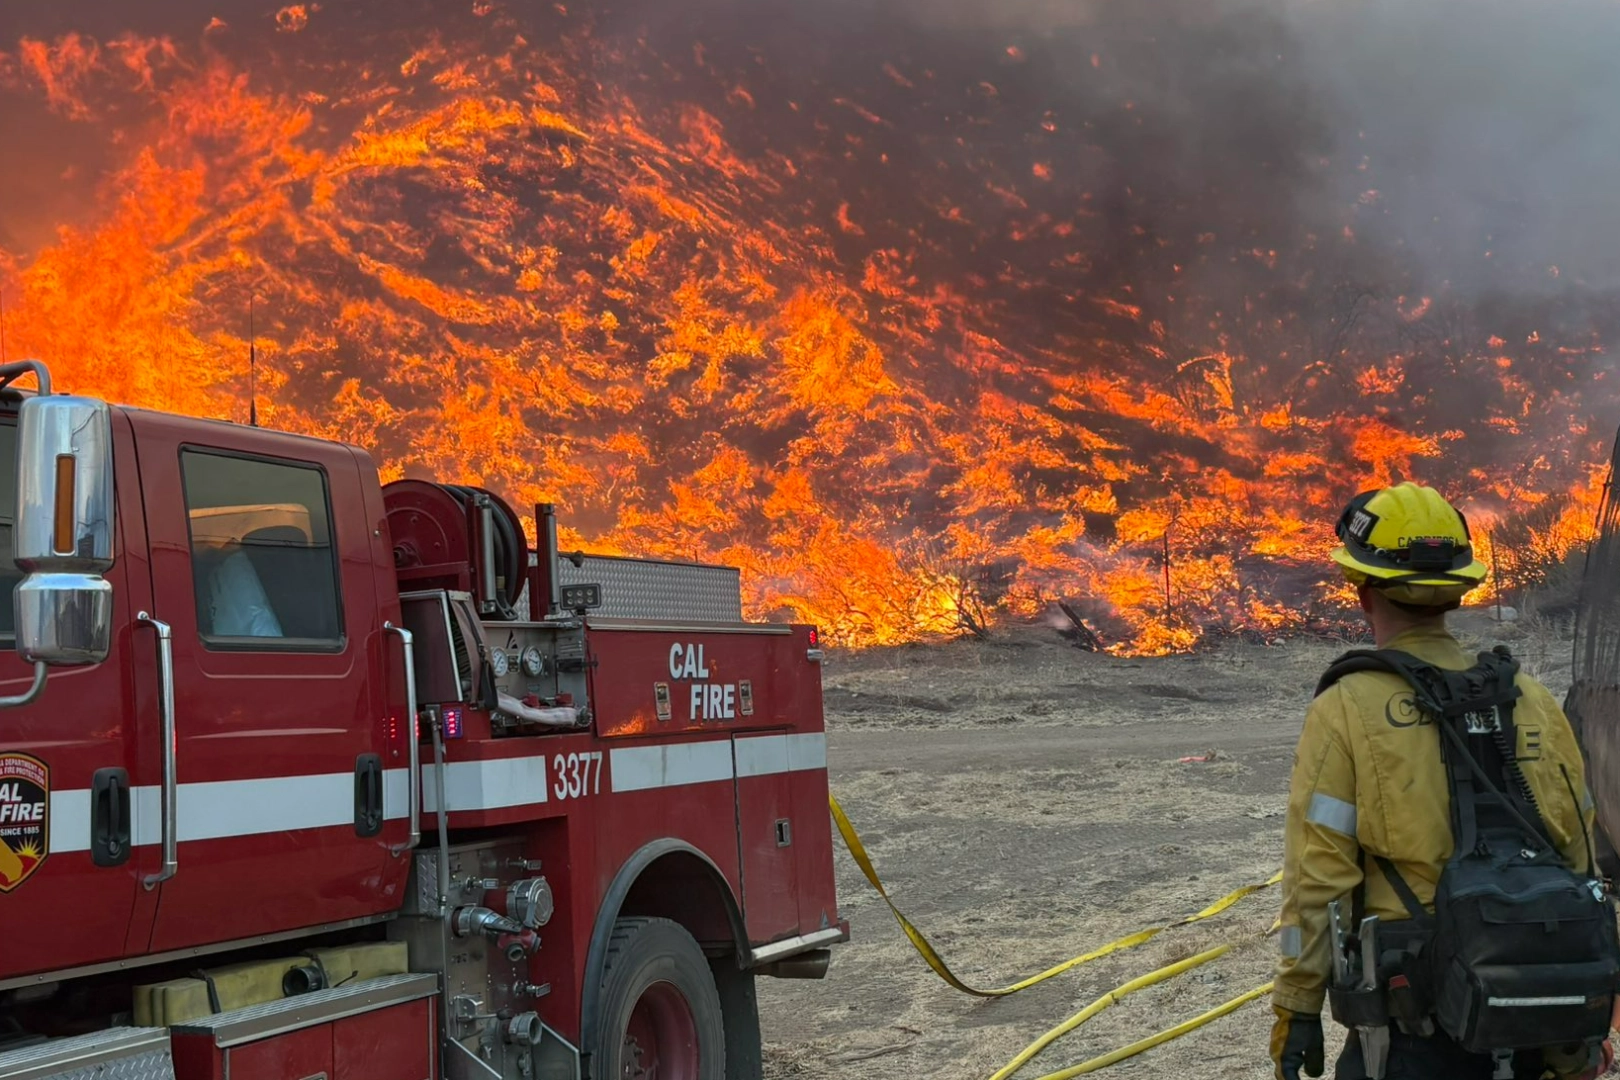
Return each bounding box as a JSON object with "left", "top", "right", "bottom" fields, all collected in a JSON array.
[{"left": 758, "top": 613, "right": 1571, "bottom": 1079}]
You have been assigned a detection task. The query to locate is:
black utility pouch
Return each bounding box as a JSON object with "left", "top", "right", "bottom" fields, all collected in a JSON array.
[
  {"left": 1430, "top": 849, "right": 1619, "bottom": 1052},
  {"left": 1328, "top": 983, "right": 1389, "bottom": 1030}
]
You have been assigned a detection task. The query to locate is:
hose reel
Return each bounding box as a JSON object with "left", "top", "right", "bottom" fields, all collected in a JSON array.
[{"left": 383, "top": 480, "right": 527, "bottom": 620}]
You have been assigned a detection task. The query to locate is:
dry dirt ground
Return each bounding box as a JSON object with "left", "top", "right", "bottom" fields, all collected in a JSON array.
[{"left": 756, "top": 610, "right": 1577, "bottom": 1080}]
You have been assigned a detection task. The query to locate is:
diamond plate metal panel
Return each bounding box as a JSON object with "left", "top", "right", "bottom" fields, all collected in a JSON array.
[
  {"left": 519, "top": 553, "right": 742, "bottom": 623},
  {"left": 0, "top": 1028, "right": 174, "bottom": 1080}
]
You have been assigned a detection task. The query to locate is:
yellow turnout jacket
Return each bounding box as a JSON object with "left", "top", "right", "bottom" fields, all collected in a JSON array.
[{"left": 1274, "top": 623, "right": 1595, "bottom": 1015}]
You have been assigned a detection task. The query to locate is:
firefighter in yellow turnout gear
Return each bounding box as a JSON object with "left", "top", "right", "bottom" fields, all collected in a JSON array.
[{"left": 1271, "top": 483, "right": 1614, "bottom": 1080}]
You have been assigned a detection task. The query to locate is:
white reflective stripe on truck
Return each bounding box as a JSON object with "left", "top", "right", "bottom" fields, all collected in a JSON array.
[
  {"left": 734, "top": 733, "right": 828, "bottom": 777},
  {"left": 610, "top": 740, "right": 735, "bottom": 792},
  {"left": 44, "top": 733, "right": 828, "bottom": 851},
  {"left": 417, "top": 755, "right": 552, "bottom": 813},
  {"left": 48, "top": 770, "right": 418, "bottom": 851},
  {"left": 609, "top": 732, "right": 828, "bottom": 793}
]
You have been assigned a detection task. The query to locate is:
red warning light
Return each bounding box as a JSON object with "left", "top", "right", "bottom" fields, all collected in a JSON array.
[
  {"left": 443, "top": 707, "right": 464, "bottom": 739},
  {"left": 808, "top": 627, "right": 819, "bottom": 648}
]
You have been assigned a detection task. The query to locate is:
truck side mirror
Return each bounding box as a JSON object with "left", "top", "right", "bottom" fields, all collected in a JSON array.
[{"left": 13, "top": 394, "right": 115, "bottom": 666}]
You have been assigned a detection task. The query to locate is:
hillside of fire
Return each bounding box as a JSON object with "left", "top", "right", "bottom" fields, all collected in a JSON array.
[{"left": 0, "top": 0, "right": 1615, "bottom": 652}]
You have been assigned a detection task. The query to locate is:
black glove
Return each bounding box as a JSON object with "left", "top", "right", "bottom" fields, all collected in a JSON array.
[{"left": 1270, "top": 1006, "right": 1324, "bottom": 1080}]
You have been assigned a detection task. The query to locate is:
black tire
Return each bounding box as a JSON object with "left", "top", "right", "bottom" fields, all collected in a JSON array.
[
  {"left": 711, "top": 961, "right": 762, "bottom": 1080},
  {"left": 592, "top": 917, "right": 725, "bottom": 1080}
]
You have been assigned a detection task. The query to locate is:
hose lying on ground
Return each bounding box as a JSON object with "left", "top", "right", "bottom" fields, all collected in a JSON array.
[
  {"left": 830, "top": 793, "right": 1280, "bottom": 997},
  {"left": 988, "top": 944, "right": 1239, "bottom": 1080},
  {"left": 830, "top": 794, "right": 1282, "bottom": 1076},
  {"left": 1032, "top": 981, "right": 1276, "bottom": 1079}
]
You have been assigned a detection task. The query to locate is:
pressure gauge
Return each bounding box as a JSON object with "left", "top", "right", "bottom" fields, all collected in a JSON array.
[
  {"left": 490, "top": 649, "right": 510, "bottom": 678},
  {"left": 521, "top": 646, "right": 545, "bottom": 678}
]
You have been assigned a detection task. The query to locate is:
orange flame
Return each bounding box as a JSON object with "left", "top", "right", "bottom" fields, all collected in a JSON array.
[{"left": 0, "top": 7, "right": 1612, "bottom": 653}]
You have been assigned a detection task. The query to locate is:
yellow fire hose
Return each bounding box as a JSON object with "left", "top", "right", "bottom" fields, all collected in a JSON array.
[
  {"left": 830, "top": 794, "right": 1279, "bottom": 996},
  {"left": 829, "top": 794, "right": 1281, "bottom": 1075},
  {"left": 1039, "top": 981, "right": 1275, "bottom": 1078},
  {"left": 994, "top": 922, "right": 1281, "bottom": 1080},
  {"left": 988, "top": 943, "right": 1238, "bottom": 1079}
]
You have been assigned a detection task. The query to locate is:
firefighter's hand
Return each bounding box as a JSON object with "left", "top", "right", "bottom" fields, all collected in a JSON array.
[
  {"left": 1542, "top": 1039, "right": 1615, "bottom": 1080},
  {"left": 1270, "top": 1006, "right": 1324, "bottom": 1080},
  {"left": 1569, "top": 1037, "right": 1613, "bottom": 1080}
]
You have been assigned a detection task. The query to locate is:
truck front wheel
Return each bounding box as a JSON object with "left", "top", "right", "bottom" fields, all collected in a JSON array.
[{"left": 593, "top": 917, "right": 725, "bottom": 1080}]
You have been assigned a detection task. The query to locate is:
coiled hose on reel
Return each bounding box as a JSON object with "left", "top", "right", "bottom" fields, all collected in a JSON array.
[{"left": 441, "top": 483, "right": 526, "bottom": 620}]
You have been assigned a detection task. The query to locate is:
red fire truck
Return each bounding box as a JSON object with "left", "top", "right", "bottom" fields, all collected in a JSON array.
[{"left": 0, "top": 360, "right": 843, "bottom": 1080}]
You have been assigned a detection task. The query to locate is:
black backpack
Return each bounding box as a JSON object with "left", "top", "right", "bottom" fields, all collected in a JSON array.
[{"left": 1317, "top": 646, "right": 1620, "bottom": 1053}]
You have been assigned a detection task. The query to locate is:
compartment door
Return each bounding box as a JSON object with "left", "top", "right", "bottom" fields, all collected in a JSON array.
[{"left": 732, "top": 731, "right": 802, "bottom": 944}]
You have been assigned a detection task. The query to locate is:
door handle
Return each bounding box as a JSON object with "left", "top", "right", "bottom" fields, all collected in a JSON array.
[
  {"left": 383, "top": 622, "right": 419, "bottom": 853},
  {"left": 137, "top": 612, "right": 176, "bottom": 890},
  {"left": 354, "top": 754, "right": 383, "bottom": 838},
  {"left": 91, "top": 767, "right": 130, "bottom": 867}
]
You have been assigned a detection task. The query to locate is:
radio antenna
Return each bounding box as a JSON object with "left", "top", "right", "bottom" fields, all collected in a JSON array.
[
  {"left": 248, "top": 293, "right": 259, "bottom": 427},
  {"left": 0, "top": 286, "right": 8, "bottom": 365}
]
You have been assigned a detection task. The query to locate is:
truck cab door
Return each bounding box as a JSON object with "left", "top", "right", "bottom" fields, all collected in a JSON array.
[
  {"left": 0, "top": 410, "right": 157, "bottom": 980},
  {"left": 128, "top": 417, "right": 408, "bottom": 953}
]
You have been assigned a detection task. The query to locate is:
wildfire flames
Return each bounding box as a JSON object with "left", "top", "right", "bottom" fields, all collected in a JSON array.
[{"left": 0, "top": 1, "right": 1613, "bottom": 652}]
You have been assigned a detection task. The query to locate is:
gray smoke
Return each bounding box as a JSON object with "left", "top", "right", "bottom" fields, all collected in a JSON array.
[
  {"left": 1288, "top": 0, "right": 1620, "bottom": 294},
  {"left": 653, "top": 0, "right": 1620, "bottom": 298}
]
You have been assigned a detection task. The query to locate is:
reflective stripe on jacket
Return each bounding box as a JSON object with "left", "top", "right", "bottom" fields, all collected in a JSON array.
[{"left": 1273, "top": 623, "right": 1594, "bottom": 1015}]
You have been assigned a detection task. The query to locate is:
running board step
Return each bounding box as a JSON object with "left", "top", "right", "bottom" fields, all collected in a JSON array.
[{"left": 0, "top": 1027, "right": 174, "bottom": 1080}]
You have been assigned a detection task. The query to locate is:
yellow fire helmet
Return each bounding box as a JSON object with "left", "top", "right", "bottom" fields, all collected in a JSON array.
[{"left": 1331, "top": 481, "right": 1489, "bottom": 607}]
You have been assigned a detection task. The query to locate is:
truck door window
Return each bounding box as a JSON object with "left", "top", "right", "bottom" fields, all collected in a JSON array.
[{"left": 180, "top": 450, "right": 343, "bottom": 649}]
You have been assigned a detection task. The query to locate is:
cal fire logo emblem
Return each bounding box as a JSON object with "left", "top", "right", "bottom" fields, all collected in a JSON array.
[{"left": 0, "top": 754, "right": 48, "bottom": 892}]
